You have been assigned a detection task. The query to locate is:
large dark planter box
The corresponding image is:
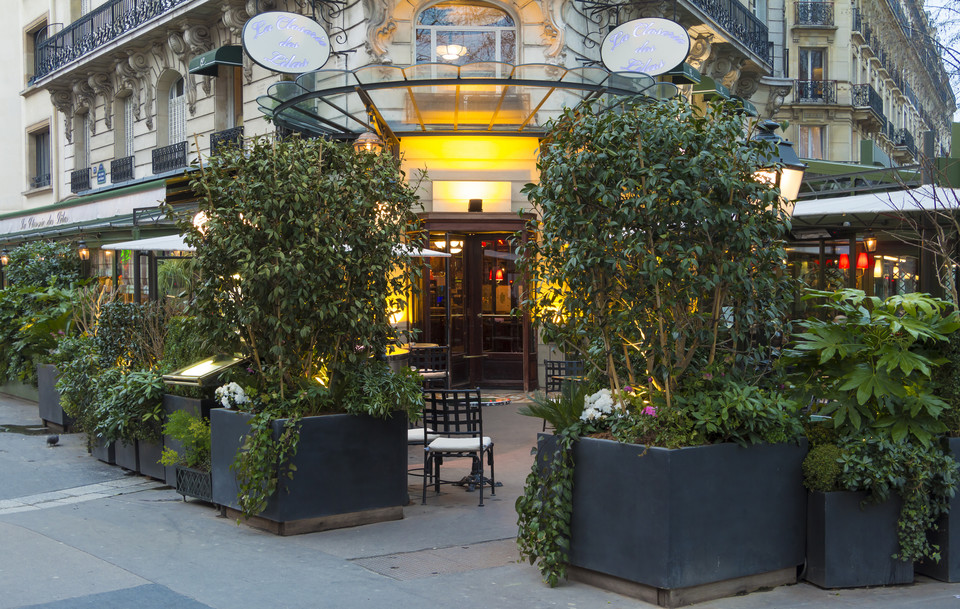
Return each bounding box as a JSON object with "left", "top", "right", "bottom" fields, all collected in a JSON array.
[
  {"left": 806, "top": 490, "right": 912, "bottom": 588},
  {"left": 916, "top": 436, "right": 960, "bottom": 582},
  {"left": 549, "top": 435, "right": 807, "bottom": 607},
  {"left": 114, "top": 441, "right": 138, "bottom": 471},
  {"left": 162, "top": 394, "right": 216, "bottom": 486},
  {"left": 211, "top": 409, "right": 407, "bottom": 535},
  {"left": 37, "top": 364, "right": 72, "bottom": 431},
  {"left": 90, "top": 436, "right": 115, "bottom": 464},
  {"left": 137, "top": 439, "right": 165, "bottom": 480}
]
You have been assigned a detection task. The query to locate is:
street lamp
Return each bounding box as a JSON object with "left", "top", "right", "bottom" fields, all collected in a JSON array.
[
  {"left": 353, "top": 131, "right": 384, "bottom": 154},
  {"left": 0, "top": 249, "right": 8, "bottom": 266},
  {"left": 77, "top": 240, "right": 90, "bottom": 261},
  {"left": 752, "top": 120, "right": 807, "bottom": 215}
]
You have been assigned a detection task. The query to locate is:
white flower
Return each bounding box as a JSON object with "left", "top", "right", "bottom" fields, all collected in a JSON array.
[
  {"left": 581, "top": 389, "right": 616, "bottom": 421},
  {"left": 215, "top": 382, "right": 249, "bottom": 410}
]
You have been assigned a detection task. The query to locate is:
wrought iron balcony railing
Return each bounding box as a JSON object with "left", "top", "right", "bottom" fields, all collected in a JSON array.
[
  {"left": 33, "top": 0, "right": 191, "bottom": 82},
  {"left": 894, "top": 128, "right": 916, "bottom": 158},
  {"left": 210, "top": 126, "right": 244, "bottom": 157},
  {"left": 688, "top": 0, "right": 771, "bottom": 61},
  {"left": 111, "top": 155, "right": 135, "bottom": 183},
  {"left": 851, "top": 83, "right": 885, "bottom": 127},
  {"left": 152, "top": 141, "right": 187, "bottom": 175},
  {"left": 795, "top": 1, "right": 834, "bottom": 26},
  {"left": 794, "top": 80, "right": 837, "bottom": 104},
  {"left": 30, "top": 173, "right": 51, "bottom": 189},
  {"left": 71, "top": 167, "right": 90, "bottom": 193}
]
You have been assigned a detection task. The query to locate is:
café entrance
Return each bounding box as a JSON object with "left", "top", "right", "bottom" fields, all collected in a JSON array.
[{"left": 413, "top": 214, "right": 537, "bottom": 389}]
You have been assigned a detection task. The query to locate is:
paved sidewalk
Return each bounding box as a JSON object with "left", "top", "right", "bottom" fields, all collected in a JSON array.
[{"left": 2, "top": 391, "right": 960, "bottom": 608}]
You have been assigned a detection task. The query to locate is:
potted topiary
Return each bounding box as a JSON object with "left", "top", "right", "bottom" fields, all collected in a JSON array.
[
  {"left": 177, "top": 133, "right": 425, "bottom": 535},
  {"left": 786, "top": 288, "right": 960, "bottom": 587},
  {"left": 160, "top": 410, "right": 213, "bottom": 502},
  {"left": 515, "top": 96, "right": 807, "bottom": 605}
]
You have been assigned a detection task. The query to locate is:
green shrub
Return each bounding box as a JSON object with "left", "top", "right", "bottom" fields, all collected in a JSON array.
[
  {"left": 802, "top": 443, "right": 842, "bottom": 492},
  {"left": 160, "top": 410, "right": 211, "bottom": 470},
  {"left": 6, "top": 241, "right": 81, "bottom": 288}
]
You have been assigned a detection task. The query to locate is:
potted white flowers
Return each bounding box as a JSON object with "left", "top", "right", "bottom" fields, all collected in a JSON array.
[{"left": 215, "top": 382, "right": 250, "bottom": 410}]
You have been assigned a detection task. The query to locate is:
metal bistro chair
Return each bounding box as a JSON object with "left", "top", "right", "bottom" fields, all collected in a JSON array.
[
  {"left": 421, "top": 389, "right": 495, "bottom": 506},
  {"left": 409, "top": 345, "right": 450, "bottom": 389},
  {"left": 543, "top": 359, "right": 585, "bottom": 431}
]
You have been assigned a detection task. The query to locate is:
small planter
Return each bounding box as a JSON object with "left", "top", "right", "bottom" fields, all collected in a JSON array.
[
  {"left": 37, "top": 364, "right": 72, "bottom": 431},
  {"left": 552, "top": 435, "right": 807, "bottom": 607},
  {"left": 175, "top": 465, "right": 213, "bottom": 502},
  {"left": 915, "top": 436, "right": 960, "bottom": 582},
  {"left": 114, "top": 441, "right": 138, "bottom": 472},
  {"left": 805, "top": 490, "right": 913, "bottom": 588},
  {"left": 162, "top": 394, "right": 216, "bottom": 486},
  {"left": 211, "top": 408, "right": 407, "bottom": 535},
  {"left": 90, "top": 436, "right": 115, "bottom": 464},
  {"left": 137, "top": 439, "right": 165, "bottom": 481}
]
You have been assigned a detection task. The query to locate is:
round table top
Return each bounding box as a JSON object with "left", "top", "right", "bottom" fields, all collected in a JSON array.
[{"left": 480, "top": 397, "right": 511, "bottom": 407}]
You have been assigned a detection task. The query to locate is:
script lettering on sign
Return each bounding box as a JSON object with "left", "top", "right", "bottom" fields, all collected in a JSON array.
[
  {"left": 601, "top": 18, "right": 691, "bottom": 78},
  {"left": 242, "top": 12, "right": 331, "bottom": 74}
]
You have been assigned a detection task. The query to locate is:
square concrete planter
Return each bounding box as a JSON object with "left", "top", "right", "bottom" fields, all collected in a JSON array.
[
  {"left": 915, "top": 436, "right": 960, "bottom": 582},
  {"left": 90, "top": 436, "right": 115, "bottom": 464},
  {"left": 161, "top": 394, "right": 216, "bottom": 486},
  {"left": 211, "top": 408, "right": 407, "bottom": 535},
  {"left": 805, "top": 490, "right": 912, "bottom": 588},
  {"left": 137, "top": 439, "right": 165, "bottom": 480},
  {"left": 37, "top": 364, "right": 72, "bottom": 431},
  {"left": 114, "top": 441, "right": 138, "bottom": 471},
  {"left": 543, "top": 435, "right": 807, "bottom": 607}
]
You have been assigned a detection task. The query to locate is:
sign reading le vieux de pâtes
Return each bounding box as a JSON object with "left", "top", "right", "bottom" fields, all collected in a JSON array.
[
  {"left": 601, "top": 18, "right": 691, "bottom": 77},
  {"left": 242, "top": 11, "right": 331, "bottom": 74}
]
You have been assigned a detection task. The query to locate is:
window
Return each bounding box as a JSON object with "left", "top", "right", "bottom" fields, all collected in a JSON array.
[
  {"left": 24, "top": 20, "right": 48, "bottom": 83},
  {"left": 74, "top": 113, "right": 90, "bottom": 169},
  {"left": 798, "top": 48, "right": 824, "bottom": 81},
  {"left": 114, "top": 94, "right": 135, "bottom": 158},
  {"left": 169, "top": 77, "right": 185, "bottom": 145},
  {"left": 798, "top": 126, "right": 825, "bottom": 160},
  {"left": 416, "top": 2, "right": 516, "bottom": 65},
  {"left": 28, "top": 127, "right": 50, "bottom": 189}
]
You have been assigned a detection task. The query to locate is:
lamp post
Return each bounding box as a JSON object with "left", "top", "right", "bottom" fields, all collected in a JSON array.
[
  {"left": 752, "top": 120, "right": 807, "bottom": 216},
  {"left": 0, "top": 248, "right": 7, "bottom": 289}
]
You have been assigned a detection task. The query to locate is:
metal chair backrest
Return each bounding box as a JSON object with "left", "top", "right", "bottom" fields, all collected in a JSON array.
[
  {"left": 410, "top": 346, "right": 448, "bottom": 372},
  {"left": 422, "top": 389, "right": 482, "bottom": 441},
  {"left": 544, "top": 359, "right": 584, "bottom": 395}
]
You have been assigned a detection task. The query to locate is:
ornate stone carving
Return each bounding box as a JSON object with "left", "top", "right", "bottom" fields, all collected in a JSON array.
[
  {"left": 179, "top": 25, "right": 215, "bottom": 110},
  {"left": 115, "top": 55, "right": 142, "bottom": 123},
  {"left": 128, "top": 51, "right": 155, "bottom": 130},
  {"left": 222, "top": 4, "right": 250, "bottom": 44},
  {"left": 734, "top": 70, "right": 761, "bottom": 99},
  {"left": 245, "top": 0, "right": 276, "bottom": 16},
  {"left": 363, "top": 0, "right": 396, "bottom": 63},
  {"left": 540, "top": 0, "right": 567, "bottom": 62},
  {"left": 50, "top": 88, "right": 74, "bottom": 143},
  {"left": 762, "top": 79, "right": 794, "bottom": 118},
  {"left": 687, "top": 33, "right": 714, "bottom": 72},
  {"left": 89, "top": 73, "right": 114, "bottom": 130},
  {"left": 635, "top": 0, "right": 671, "bottom": 19},
  {"left": 73, "top": 79, "right": 97, "bottom": 134}
]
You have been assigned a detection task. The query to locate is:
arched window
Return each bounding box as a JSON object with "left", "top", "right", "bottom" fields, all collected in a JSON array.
[
  {"left": 168, "top": 77, "right": 186, "bottom": 145},
  {"left": 416, "top": 2, "right": 516, "bottom": 65}
]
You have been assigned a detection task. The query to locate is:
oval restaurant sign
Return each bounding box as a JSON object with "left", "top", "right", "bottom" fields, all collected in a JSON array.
[
  {"left": 601, "top": 18, "right": 690, "bottom": 77},
  {"left": 242, "top": 11, "right": 330, "bottom": 74}
]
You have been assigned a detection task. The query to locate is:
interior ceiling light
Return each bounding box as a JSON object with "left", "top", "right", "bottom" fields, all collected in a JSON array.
[{"left": 436, "top": 44, "right": 468, "bottom": 61}]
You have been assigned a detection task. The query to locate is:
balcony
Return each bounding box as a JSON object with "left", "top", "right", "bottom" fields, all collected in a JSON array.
[
  {"left": 152, "top": 142, "right": 187, "bottom": 175},
  {"left": 210, "top": 126, "right": 244, "bottom": 157},
  {"left": 851, "top": 83, "right": 885, "bottom": 129},
  {"left": 33, "top": 0, "right": 192, "bottom": 82},
  {"left": 30, "top": 173, "right": 51, "bottom": 189},
  {"left": 687, "top": 0, "right": 771, "bottom": 61},
  {"left": 111, "top": 155, "right": 135, "bottom": 184},
  {"left": 794, "top": 80, "right": 837, "bottom": 104},
  {"left": 71, "top": 167, "right": 90, "bottom": 194},
  {"left": 893, "top": 128, "right": 917, "bottom": 159},
  {"left": 795, "top": 1, "right": 834, "bottom": 26}
]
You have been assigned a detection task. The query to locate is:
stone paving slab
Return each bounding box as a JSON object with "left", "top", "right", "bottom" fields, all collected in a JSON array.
[{"left": 15, "top": 584, "right": 214, "bottom": 609}]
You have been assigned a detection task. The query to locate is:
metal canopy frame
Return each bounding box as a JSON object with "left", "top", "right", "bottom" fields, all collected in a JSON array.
[{"left": 258, "top": 62, "right": 679, "bottom": 140}]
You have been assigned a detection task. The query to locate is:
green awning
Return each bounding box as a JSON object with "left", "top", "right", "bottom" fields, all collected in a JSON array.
[
  {"left": 189, "top": 46, "right": 243, "bottom": 77},
  {"left": 731, "top": 96, "right": 759, "bottom": 117},
  {"left": 665, "top": 63, "right": 701, "bottom": 85},
  {"left": 692, "top": 76, "right": 731, "bottom": 100}
]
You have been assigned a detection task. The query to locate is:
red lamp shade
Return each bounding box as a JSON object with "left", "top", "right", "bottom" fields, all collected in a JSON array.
[
  {"left": 495, "top": 268, "right": 505, "bottom": 281},
  {"left": 856, "top": 252, "right": 869, "bottom": 269},
  {"left": 838, "top": 254, "right": 850, "bottom": 270}
]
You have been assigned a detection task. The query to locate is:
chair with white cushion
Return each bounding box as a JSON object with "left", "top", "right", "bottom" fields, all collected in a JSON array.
[
  {"left": 409, "top": 346, "right": 449, "bottom": 389},
  {"left": 421, "top": 389, "right": 495, "bottom": 506}
]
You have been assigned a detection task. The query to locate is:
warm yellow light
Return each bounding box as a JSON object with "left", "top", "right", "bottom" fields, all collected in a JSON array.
[
  {"left": 179, "top": 358, "right": 221, "bottom": 378},
  {"left": 873, "top": 257, "right": 883, "bottom": 276},
  {"left": 436, "top": 44, "right": 468, "bottom": 61},
  {"left": 193, "top": 211, "right": 208, "bottom": 234},
  {"left": 433, "top": 181, "right": 512, "bottom": 213}
]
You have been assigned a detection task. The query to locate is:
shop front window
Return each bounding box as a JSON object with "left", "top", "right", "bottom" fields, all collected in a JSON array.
[{"left": 416, "top": 2, "right": 516, "bottom": 65}]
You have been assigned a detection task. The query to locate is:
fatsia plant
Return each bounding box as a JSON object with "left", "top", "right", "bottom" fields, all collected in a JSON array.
[
  {"left": 785, "top": 288, "right": 960, "bottom": 445},
  {"left": 518, "top": 96, "right": 794, "bottom": 407}
]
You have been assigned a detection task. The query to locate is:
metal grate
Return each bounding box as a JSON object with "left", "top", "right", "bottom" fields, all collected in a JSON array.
[
  {"left": 794, "top": 80, "right": 837, "bottom": 104},
  {"left": 210, "top": 126, "right": 244, "bottom": 156},
  {"left": 70, "top": 167, "right": 90, "bottom": 193},
  {"left": 351, "top": 539, "right": 519, "bottom": 580},
  {"left": 175, "top": 465, "right": 212, "bottom": 502},
  {"left": 152, "top": 141, "right": 187, "bottom": 174},
  {"left": 111, "top": 155, "right": 134, "bottom": 183},
  {"left": 795, "top": 1, "right": 833, "bottom": 26}
]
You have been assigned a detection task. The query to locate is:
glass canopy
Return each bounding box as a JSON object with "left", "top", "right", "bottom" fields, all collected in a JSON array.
[{"left": 257, "top": 62, "right": 679, "bottom": 138}]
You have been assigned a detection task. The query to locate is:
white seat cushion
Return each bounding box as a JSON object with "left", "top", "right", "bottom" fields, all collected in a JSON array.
[
  {"left": 417, "top": 371, "right": 447, "bottom": 379},
  {"left": 427, "top": 437, "right": 493, "bottom": 452},
  {"left": 408, "top": 427, "right": 439, "bottom": 443}
]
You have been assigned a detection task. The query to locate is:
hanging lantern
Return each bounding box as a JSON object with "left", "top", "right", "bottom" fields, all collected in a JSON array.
[
  {"left": 856, "top": 252, "right": 869, "bottom": 269},
  {"left": 0, "top": 249, "right": 8, "bottom": 266},
  {"left": 77, "top": 240, "right": 90, "bottom": 261},
  {"left": 838, "top": 254, "right": 850, "bottom": 270},
  {"left": 873, "top": 257, "right": 883, "bottom": 277},
  {"left": 495, "top": 268, "right": 504, "bottom": 281},
  {"left": 864, "top": 236, "right": 877, "bottom": 252},
  {"left": 353, "top": 131, "right": 384, "bottom": 154}
]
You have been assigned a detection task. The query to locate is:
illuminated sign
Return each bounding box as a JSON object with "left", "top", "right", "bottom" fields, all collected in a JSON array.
[
  {"left": 601, "top": 18, "right": 691, "bottom": 77},
  {"left": 241, "top": 11, "right": 330, "bottom": 74}
]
